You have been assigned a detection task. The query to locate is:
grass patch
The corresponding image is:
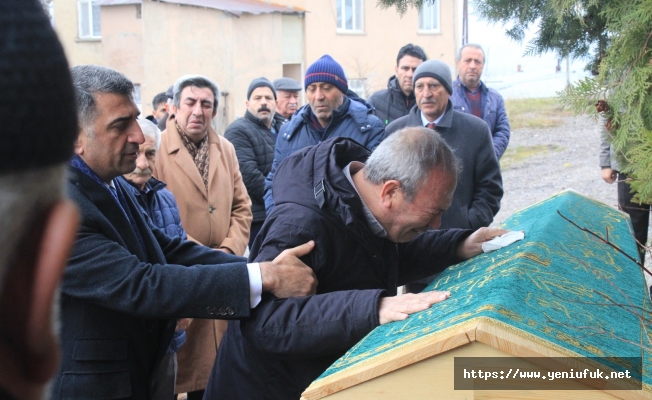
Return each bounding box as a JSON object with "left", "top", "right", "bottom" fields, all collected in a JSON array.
[
  {"left": 504, "top": 97, "right": 574, "bottom": 130},
  {"left": 500, "top": 144, "right": 563, "bottom": 170}
]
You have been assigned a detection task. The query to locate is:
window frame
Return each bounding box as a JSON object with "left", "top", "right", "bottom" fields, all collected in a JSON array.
[
  {"left": 418, "top": 0, "right": 441, "bottom": 34},
  {"left": 77, "top": 0, "right": 102, "bottom": 39},
  {"left": 336, "top": 0, "right": 364, "bottom": 34}
]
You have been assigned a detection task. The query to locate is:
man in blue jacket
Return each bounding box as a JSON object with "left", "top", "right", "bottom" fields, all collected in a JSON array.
[
  {"left": 205, "top": 129, "right": 508, "bottom": 399},
  {"left": 264, "top": 54, "right": 385, "bottom": 212},
  {"left": 451, "top": 44, "right": 511, "bottom": 159}
]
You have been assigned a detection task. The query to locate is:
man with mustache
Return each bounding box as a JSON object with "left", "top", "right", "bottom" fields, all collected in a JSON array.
[
  {"left": 272, "top": 77, "right": 302, "bottom": 132},
  {"left": 225, "top": 77, "right": 279, "bottom": 248},
  {"left": 368, "top": 43, "right": 428, "bottom": 125},
  {"left": 154, "top": 75, "right": 253, "bottom": 400},
  {"left": 386, "top": 59, "right": 503, "bottom": 293}
]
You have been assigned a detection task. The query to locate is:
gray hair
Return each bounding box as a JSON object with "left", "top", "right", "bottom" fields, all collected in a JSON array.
[
  {"left": 0, "top": 164, "right": 67, "bottom": 290},
  {"left": 457, "top": 43, "right": 485, "bottom": 61},
  {"left": 137, "top": 116, "right": 161, "bottom": 151},
  {"left": 364, "top": 127, "right": 461, "bottom": 202},
  {"left": 173, "top": 75, "right": 220, "bottom": 111},
  {"left": 70, "top": 65, "right": 134, "bottom": 136}
]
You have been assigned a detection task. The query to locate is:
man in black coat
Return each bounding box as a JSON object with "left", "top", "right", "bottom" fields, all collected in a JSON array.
[
  {"left": 367, "top": 43, "right": 427, "bottom": 125},
  {"left": 225, "top": 77, "right": 278, "bottom": 248},
  {"left": 204, "top": 129, "right": 508, "bottom": 399},
  {"left": 52, "top": 65, "right": 316, "bottom": 399},
  {"left": 386, "top": 59, "right": 503, "bottom": 293}
]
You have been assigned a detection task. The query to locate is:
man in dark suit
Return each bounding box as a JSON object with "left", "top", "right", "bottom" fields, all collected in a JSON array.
[{"left": 50, "top": 64, "right": 317, "bottom": 399}]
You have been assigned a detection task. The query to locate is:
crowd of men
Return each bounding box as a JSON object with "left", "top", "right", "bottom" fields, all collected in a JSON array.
[{"left": 1, "top": 2, "right": 519, "bottom": 400}]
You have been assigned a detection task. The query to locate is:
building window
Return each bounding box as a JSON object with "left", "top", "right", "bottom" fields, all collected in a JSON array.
[
  {"left": 348, "top": 78, "right": 367, "bottom": 99},
  {"left": 78, "top": 0, "right": 101, "bottom": 39},
  {"left": 418, "top": 0, "right": 440, "bottom": 33},
  {"left": 337, "top": 0, "right": 363, "bottom": 33},
  {"left": 133, "top": 84, "right": 142, "bottom": 107}
]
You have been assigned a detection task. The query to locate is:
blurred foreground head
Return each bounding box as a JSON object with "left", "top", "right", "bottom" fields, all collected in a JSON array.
[{"left": 0, "top": 0, "right": 80, "bottom": 398}]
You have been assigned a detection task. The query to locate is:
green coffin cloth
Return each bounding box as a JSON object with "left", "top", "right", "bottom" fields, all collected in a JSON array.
[{"left": 315, "top": 191, "right": 651, "bottom": 386}]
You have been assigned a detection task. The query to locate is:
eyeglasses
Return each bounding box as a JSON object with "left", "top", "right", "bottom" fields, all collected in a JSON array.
[{"left": 415, "top": 82, "right": 441, "bottom": 93}]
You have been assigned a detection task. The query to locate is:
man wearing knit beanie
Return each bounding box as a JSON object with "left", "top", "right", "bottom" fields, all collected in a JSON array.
[
  {"left": 0, "top": 1, "right": 80, "bottom": 399},
  {"left": 386, "top": 59, "right": 503, "bottom": 293},
  {"left": 262, "top": 54, "right": 385, "bottom": 212}
]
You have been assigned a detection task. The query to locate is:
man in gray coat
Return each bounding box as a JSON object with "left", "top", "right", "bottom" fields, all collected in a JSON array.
[{"left": 386, "top": 60, "right": 503, "bottom": 292}]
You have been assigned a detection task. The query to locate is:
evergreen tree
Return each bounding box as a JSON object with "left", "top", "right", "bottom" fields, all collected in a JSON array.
[{"left": 378, "top": 0, "right": 652, "bottom": 203}]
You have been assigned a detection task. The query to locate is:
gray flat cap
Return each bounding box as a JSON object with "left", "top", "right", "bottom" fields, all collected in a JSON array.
[{"left": 273, "top": 77, "right": 302, "bottom": 92}]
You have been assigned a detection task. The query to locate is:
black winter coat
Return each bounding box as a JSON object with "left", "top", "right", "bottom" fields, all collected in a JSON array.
[
  {"left": 367, "top": 76, "right": 416, "bottom": 125},
  {"left": 386, "top": 102, "right": 503, "bottom": 230},
  {"left": 204, "top": 137, "right": 472, "bottom": 400},
  {"left": 224, "top": 110, "right": 276, "bottom": 223}
]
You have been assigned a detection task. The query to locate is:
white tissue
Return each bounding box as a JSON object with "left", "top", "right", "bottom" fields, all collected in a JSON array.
[{"left": 481, "top": 230, "right": 525, "bottom": 252}]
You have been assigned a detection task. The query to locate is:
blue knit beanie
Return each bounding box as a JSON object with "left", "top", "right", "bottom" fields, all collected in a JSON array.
[{"left": 304, "top": 55, "right": 348, "bottom": 94}]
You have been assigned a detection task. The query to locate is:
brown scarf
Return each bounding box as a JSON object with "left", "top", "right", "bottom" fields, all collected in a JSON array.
[{"left": 176, "top": 122, "right": 210, "bottom": 189}]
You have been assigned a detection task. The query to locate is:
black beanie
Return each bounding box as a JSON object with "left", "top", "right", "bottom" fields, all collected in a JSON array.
[
  {"left": 247, "top": 77, "right": 277, "bottom": 100},
  {"left": 0, "top": 0, "right": 78, "bottom": 174}
]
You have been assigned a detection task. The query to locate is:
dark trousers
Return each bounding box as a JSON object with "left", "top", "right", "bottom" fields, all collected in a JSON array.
[
  {"left": 186, "top": 390, "right": 204, "bottom": 400},
  {"left": 248, "top": 221, "right": 264, "bottom": 250},
  {"left": 151, "top": 352, "right": 176, "bottom": 400},
  {"left": 618, "top": 173, "right": 651, "bottom": 263}
]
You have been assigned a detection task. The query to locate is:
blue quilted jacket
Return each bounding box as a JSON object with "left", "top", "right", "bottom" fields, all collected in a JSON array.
[
  {"left": 263, "top": 96, "right": 385, "bottom": 212},
  {"left": 450, "top": 77, "right": 511, "bottom": 158},
  {"left": 125, "top": 177, "right": 187, "bottom": 353}
]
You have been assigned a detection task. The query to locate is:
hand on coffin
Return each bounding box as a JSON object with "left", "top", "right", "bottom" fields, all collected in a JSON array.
[
  {"left": 456, "top": 227, "right": 509, "bottom": 259},
  {"left": 378, "top": 291, "right": 451, "bottom": 325}
]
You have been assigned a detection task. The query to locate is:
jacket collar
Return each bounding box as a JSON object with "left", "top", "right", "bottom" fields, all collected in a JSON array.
[
  {"left": 283, "top": 96, "right": 372, "bottom": 141},
  {"left": 162, "top": 113, "right": 222, "bottom": 198},
  {"left": 388, "top": 75, "right": 415, "bottom": 101},
  {"left": 454, "top": 76, "right": 487, "bottom": 95},
  {"left": 163, "top": 113, "right": 222, "bottom": 155},
  {"left": 408, "top": 100, "right": 454, "bottom": 129},
  {"left": 244, "top": 109, "right": 273, "bottom": 130}
]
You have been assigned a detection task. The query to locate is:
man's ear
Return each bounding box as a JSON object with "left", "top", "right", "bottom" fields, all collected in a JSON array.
[
  {"left": 212, "top": 108, "right": 218, "bottom": 119},
  {"left": 0, "top": 200, "right": 79, "bottom": 397},
  {"left": 74, "top": 129, "right": 85, "bottom": 156},
  {"left": 379, "top": 180, "right": 401, "bottom": 209}
]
